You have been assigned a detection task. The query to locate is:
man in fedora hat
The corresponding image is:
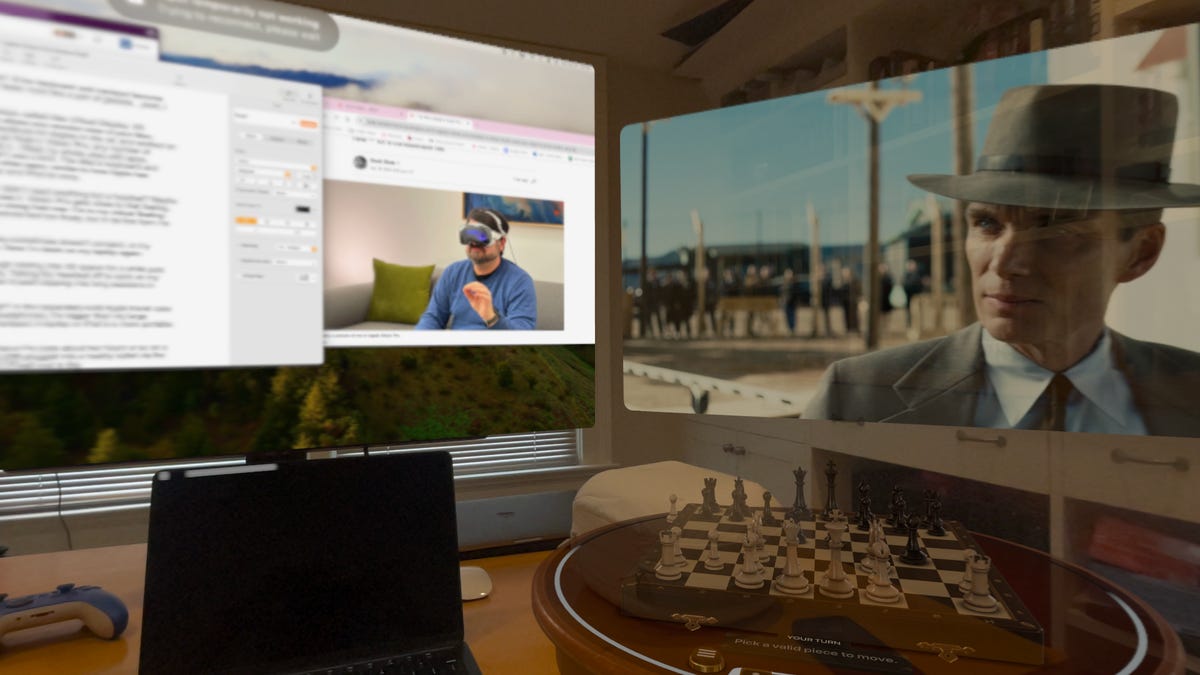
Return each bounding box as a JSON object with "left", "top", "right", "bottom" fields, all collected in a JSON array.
[{"left": 805, "top": 84, "right": 1200, "bottom": 436}]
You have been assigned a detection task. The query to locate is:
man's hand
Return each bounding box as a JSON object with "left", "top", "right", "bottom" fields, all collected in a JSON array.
[{"left": 462, "top": 282, "right": 496, "bottom": 323}]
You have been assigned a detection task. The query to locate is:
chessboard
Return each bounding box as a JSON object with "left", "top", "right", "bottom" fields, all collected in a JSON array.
[{"left": 620, "top": 503, "right": 1044, "bottom": 666}]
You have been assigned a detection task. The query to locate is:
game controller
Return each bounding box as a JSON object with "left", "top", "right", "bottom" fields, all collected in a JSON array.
[{"left": 0, "top": 583, "right": 128, "bottom": 640}]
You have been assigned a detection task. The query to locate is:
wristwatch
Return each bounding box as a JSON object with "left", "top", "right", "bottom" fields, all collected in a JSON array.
[{"left": 485, "top": 313, "right": 501, "bottom": 328}]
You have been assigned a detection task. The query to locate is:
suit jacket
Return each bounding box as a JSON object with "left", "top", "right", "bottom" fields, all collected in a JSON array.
[{"left": 803, "top": 323, "right": 1200, "bottom": 437}]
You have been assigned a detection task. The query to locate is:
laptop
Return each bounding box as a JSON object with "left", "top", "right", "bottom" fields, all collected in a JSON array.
[{"left": 139, "top": 451, "right": 483, "bottom": 675}]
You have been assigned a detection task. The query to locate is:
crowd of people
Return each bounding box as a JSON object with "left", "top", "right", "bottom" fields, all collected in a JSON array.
[{"left": 626, "top": 259, "right": 926, "bottom": 340}]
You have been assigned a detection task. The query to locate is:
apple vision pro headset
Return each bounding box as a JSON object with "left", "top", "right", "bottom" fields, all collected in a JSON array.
[
  {"left": 459, "top": 222, "right": 505, "bottom": 247},
  {"left": 458, "top": 209, "right": 510, "bottom": 248}
]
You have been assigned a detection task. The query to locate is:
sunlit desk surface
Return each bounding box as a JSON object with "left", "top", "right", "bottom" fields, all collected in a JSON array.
[{"left": 0, "top": 543, "right": 558, "bottom": 674}]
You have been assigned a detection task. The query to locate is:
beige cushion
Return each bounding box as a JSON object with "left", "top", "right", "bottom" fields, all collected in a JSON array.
[{"left": 571, "top": 461, "right": 769, "bottom": 537}]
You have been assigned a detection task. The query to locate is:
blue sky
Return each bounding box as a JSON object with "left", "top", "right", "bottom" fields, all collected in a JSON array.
[{"left": 620, "top": 51, "right": 1048, "bottom": 260}]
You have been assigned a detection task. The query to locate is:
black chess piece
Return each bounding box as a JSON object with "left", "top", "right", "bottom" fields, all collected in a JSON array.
[
  {"left": 900, "top": 513, "right": 929, "bottom": 565},
  {"left": 761, "top": 491, "right": 780, "bottom": 526},
  {"left": 927, "top": 495, "right": 946, "bottom": 537},
  {"left": 922, "top": 489, "right": 936, "bottom": 526},
  {"left": 887, "top": 485, "right": 906, "bottom": 527},
  {"left": 855, "top": 480, "right": 873, "bottom": 531},
  {"left": 700, "top": 477, "right": 720, "bottom": 516},
  {"left": 792, "top": 519, "right": 808, "bottom": 545},
  {"left": 821, "top": 460, "right": 839, "bottom": 520},
  {"left": 728, "top": 478, "right": 751, "bottom": 522},
  {"left": 787, "top": 467, "right": 810, "bottom": 522}
]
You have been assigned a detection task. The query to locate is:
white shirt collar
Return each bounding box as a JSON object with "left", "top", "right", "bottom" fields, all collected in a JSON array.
[{"left": 980, "top": 328, "right": 1135, "bottom": 429}]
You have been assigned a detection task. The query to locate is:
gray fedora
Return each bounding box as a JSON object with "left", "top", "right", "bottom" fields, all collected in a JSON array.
[{"left": 908, "top": 84, "right": 1200, "bottom": 209}]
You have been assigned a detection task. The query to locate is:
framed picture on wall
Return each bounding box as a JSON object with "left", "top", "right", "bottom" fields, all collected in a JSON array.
[{"left": 463, "top": 192, "right": 565, "bottom": 226}]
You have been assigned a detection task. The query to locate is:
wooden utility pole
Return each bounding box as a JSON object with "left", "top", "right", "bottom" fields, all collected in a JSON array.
[
  {"left": 639, "top": 122, "right": 650, "bottom": 297},
  {"left": 691, "top": 210, "right": 706, "bottom": 335},
  {"left": 807, "top": 201, "right": 823, "bottom": 337},
  {"left": 951, "top": 65, "right": 976, "bottom": 327},
  {"left": 827, "top": 83, "right": 921, "bottom": 350}
]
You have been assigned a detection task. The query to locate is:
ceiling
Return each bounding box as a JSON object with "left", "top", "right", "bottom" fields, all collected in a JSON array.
[
  {"left": 304, "top": 0, "right": 814, "bottom": 99},
  {"left": 309, "top": 1, "right": 716, "bottom": 67}
]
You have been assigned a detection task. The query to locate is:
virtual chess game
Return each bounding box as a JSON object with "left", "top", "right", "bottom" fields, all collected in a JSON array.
[{"left": 620, "top": 466, "right": 1045, "bottom": 665}]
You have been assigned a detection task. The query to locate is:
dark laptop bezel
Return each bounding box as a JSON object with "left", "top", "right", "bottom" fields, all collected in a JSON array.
[{"left": 139, "top": 451, "right": 478, "bottom": 675}]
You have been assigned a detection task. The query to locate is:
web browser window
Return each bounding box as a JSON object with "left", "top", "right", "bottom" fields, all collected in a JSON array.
[
  {"left": 322, "top": 97, "right": 595, "bottom": 347},
  {"left": 0, "top": 0, "right": 597, "bottom": 469},
  {"left": 0, "top": 39, "right": 324, "bottom": 371},
  {"left": 0, "top": 0, "right": 159, "bottom": 59}
]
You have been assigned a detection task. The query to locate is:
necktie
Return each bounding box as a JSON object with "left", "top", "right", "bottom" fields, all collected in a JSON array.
[{"left": 1040, "top": 373, "right": 1073, "bottom": 431}]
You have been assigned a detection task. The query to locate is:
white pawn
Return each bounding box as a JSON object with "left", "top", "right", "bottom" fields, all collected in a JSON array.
[
  {"left": 773, "top": 520, "right": 810, "bottom": 595},
  {"left": 667, "top": 493, "right": 678, "bottom": 523},
  {"left": 704, "top": 530, "right": 724, "bottom": 571},
  {"left": 671, "top": 525, "right": 686, "bottom": 566}
]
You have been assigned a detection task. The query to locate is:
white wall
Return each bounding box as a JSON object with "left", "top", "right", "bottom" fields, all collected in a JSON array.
[
  {"left": 1048, "top": 26, "right": 1200, "bottom": 350},
  {"left": 323, "top": 180, "right": 565, "bottom": 288}
]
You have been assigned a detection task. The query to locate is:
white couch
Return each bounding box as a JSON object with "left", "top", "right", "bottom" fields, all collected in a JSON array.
[
  {"left": 570, "top": 461, "right": 770, "bottom": 537},
  {"left": 324, "top": 267, "right": 564, "bottom": 331}
]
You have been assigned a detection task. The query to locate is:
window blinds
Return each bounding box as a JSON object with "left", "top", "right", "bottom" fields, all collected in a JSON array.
[{"left": 0, "top": 429, "right": 581, "bottom": 521}]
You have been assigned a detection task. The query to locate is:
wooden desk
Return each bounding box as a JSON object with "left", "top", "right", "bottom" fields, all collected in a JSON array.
[
  {"left": 533, "top": 515, "right": 1186, "bottom": 675},
  {"left": 0, "top": 544, "right": 558, "bottom": 674}
]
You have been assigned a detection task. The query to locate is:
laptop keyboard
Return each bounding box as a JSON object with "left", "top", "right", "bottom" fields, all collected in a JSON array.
[{"left": 304, "top": 648, "right": 470, "bottom": 675}]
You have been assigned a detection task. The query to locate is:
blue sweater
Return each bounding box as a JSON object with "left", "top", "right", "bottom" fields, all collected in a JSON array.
[{"left": 416, "top": 258, "right": 537, "bottom": 330}]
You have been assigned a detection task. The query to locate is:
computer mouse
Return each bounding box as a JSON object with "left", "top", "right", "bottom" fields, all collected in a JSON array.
[{"left": 459, "top": 566, "right": 492, "bottom": 601}]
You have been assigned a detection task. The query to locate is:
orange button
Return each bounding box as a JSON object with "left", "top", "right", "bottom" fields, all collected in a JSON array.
[{"left": 235, "top": 216, "right": 257, "bottom": 225}]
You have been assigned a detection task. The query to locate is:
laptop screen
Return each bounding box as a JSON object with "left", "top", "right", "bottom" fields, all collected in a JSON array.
[{"left": 140, "top": 452, "right": 465, "bottom": 675}]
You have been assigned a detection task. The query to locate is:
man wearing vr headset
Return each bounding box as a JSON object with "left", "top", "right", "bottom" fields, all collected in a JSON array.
[{"left": 416, "top": 207, "right": 537, "bottom": 330}]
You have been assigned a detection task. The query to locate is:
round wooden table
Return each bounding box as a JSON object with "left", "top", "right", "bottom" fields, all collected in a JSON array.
[{"left": 532, "top": 515, "right": 1185, "bottom": 675}]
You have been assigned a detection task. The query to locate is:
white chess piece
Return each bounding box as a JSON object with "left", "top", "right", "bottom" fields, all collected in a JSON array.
[
  {"left": 858, "top": 519, "right": 880, "bottom": 573},
  {"left": 671, "top": 525, "right": 686, "bottom": 566},
  {"left": 667, "top": 493, "right": 678, "bottom": 523},
  {"left": 753, "top": 516, "right": 770, "bottom": 563},
  {"left": 746, "top": 530, "right": 765, "bottom": 574},
  {"left": 655, "top": 529, "right": 683, "bottom": 580},
  {"left": 704, "top": 530, "right": 724, "bottom": 571},
  {"left": 818, "top": 512, "right": 855, "bottom": 599},
  {"left": 773, "top": 519, "right": 810, "bottom": 595},
  {"left": 963, "top": 554, "right": 999, "bottom": 613},
  {"left": 959, "top": 550, "right": 976, "bottom": 593},
  {"left": 734, "top": 534, "right": 765, "bottom": 589},
  {"left": 864, "top": 536, "right": 901, "bottom": 603}
]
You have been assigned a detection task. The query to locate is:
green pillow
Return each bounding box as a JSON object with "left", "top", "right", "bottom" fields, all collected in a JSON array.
[{"left": 366, "top": 259, "right": 434, "bottom": 324}]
